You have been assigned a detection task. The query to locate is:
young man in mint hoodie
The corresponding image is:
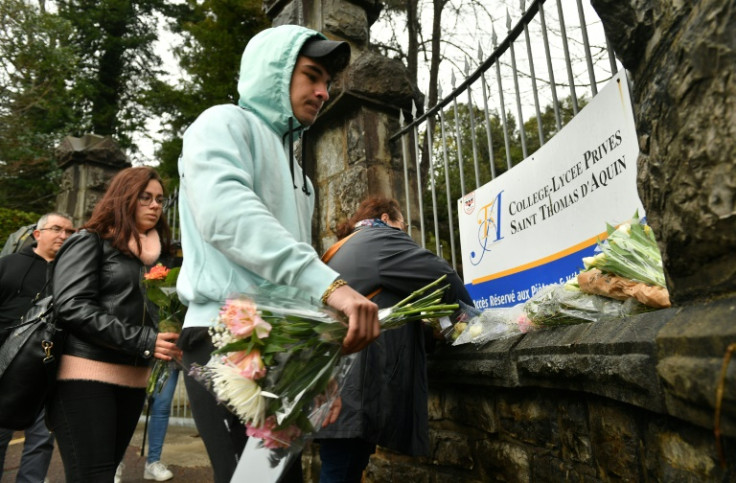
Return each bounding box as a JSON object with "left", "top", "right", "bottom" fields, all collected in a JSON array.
[{"left": 177, "top": 24, "right": 380, "bottom": 482}]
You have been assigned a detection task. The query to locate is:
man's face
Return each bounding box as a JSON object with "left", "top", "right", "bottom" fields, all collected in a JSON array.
[
  {"left": 34, "top": 215, "right": 75, "bottom": 260},
  {"left": 290, "top": 56, "right": 332, "bottom": 126}
]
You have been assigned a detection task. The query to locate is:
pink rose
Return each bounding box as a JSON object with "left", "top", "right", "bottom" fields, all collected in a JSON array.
[
  {"left": 219, "top": 298, "right": 272, "bottom": 339},
  {"left": 246, "top": 416, "right": 301, "bottom": 449},
  {"left": 227, "top": 350, "right": 267, "bottom": 380}
]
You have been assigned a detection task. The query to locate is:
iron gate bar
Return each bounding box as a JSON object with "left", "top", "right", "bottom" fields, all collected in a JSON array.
[
  {"left": 576, "top": 0, "right": 598, "bottom": 96},
  {"left": 411, "top": 102, "right": 426, "bottom": 248},
  {"left": 464, "top": 58, "right": 482, "bottom": 190},
  {"left": 437, "top": 102, "right": 458, "bottom": 270},
  {"left": 508, "top": 9, "right": 528, "bottom": 160},
  {"left": 538, "top": 1, "right": 562, "bottom": 131},
  {"left": 450, "top": 74, "right": 467, "bottom": 198},
  {"left": 399, "top": 109, "right": 413, "bottom": 239},
  {"left": 494, "top": 26, "right": 514, "bottom": 171},
  {"left": 556, "top": 0, "right": 579, "bottom": 114},
  {"left": 522, "top": 0, "right": 546, "bottom": 146},
  {"left": 389, "top": 0, "right": 546, "bottom": 143}
]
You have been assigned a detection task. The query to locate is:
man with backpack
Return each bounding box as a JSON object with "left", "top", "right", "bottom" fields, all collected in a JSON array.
[
  {"left": 0, "top": 224, "right": 37, "bottom": 258},
  {"left": 0, "top": 212, "right": 75, "bottom": 482}
]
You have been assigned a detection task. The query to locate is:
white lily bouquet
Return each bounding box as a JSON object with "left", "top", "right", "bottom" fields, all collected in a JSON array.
[{"left": 189, "top": 276, "right": 458, "bottom": 450}]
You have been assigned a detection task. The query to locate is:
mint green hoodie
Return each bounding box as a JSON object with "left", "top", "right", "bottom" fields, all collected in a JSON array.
[{"left": 177, "top": 25, "right": 340, "bottom": 328}]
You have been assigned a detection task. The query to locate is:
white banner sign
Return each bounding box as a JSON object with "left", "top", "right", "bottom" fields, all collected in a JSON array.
[{"left": 458, "top": 70, "right": 644, "bottom": 309}]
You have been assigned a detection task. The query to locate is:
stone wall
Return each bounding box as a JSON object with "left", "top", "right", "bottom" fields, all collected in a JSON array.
[
  {"left": 590, "top": 0, "right": 736, "bottom": 304},
  {"left": 303, "top": 297, "right": 736, "bottom": 481}
]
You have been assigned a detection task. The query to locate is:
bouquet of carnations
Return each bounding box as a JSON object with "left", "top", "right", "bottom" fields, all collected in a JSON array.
[
  {"left": 143, "top": 263, "right": 187, "bottom": 396},
  {"left": 190, "top": 276, "right": 458, "bottom": 450}
]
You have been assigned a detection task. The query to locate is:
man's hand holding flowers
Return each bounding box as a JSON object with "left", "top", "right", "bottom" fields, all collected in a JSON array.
[
  {"left": 191, "top": 275, "right": 459, "bottom": 450},
  {"left": 324, "top": 282, "right": 380, "bottom": 354}
]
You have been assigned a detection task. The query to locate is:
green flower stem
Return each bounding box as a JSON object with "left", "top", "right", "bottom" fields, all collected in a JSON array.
[{"left": 391, "top": 275, "right": 448, "bottom": 310}]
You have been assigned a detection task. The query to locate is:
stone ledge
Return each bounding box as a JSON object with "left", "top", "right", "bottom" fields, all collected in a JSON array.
[{"left": 428, "top": 296, "right": 736, "bottom": 437}]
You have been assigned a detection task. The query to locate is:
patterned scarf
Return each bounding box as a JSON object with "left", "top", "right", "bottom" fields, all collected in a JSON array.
[{"left": 353, "top": 218, "right": 390, "bottom": 230}]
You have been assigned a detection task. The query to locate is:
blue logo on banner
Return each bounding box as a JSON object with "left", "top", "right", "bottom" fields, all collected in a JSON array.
[{"left": 470, "top": 191, "right": 504, "bottom": 266}]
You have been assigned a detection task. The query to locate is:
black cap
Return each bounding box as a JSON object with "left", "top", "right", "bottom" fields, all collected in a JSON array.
[{"left": 299, "top": 37, "right": 351, "bottom": 76}]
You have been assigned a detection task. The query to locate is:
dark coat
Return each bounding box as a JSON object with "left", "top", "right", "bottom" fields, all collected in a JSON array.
[
  {"left": 52, "top": 230, "right": 157, "bottom": 366},
  {"left": 316, "top": 225, "right": 472, "bottom": 456},
  {"left": 0, "top": 244, "right": 49, "bottom": 346}
]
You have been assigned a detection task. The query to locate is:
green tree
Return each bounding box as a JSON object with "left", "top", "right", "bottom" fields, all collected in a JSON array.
[
  {"left": 0, "top": 0, "right": 80, "bottom": 212},
  {"left": 147, "top": 0, "right": 269, "bottom": 186},
  {"left": 56, "top": 0, "right": 165, "bottom": 149}
]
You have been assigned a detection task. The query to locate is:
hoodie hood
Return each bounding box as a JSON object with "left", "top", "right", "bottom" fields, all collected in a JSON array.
[{"left": 237, "top": 25, "right": 326, "bottom": 136}]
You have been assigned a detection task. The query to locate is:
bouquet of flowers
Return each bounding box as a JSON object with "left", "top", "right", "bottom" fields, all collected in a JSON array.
[
  {"left": 452, "top": 284, "right": 651, "bottom": 346},
  {"left": 451, "top": 301, "right": 527, "bottom": 346},
  {"left": 143, "top": 263, "right": 187, "bottom": 396},
  {"left": 575, "top": 213, "right": 670, "bottom": 308},
  {"left": 581, "top": 212, "right": 665, "bottom": 287},
  {"left": 521, "top": 284, "right": 648, "bottom": 327},
  {"left": 190, "top": 276, "right": 458, "bottom": 450}
]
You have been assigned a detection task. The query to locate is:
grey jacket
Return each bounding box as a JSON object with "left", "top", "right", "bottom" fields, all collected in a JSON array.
[{"left": 316, "top": 224, "right": 471, "bottom": 456}]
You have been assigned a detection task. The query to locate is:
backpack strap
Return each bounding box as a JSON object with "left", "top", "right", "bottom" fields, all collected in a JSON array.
[
  {"left": 321, "top": 231, "right": 383, "bottom": 300},
  {"left": 320, "top": 231, "right": 358, "bottom": 264}
]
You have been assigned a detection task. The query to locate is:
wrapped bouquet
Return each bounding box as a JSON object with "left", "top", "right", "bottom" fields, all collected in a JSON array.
[
  {"left": 581, "top": 213, "right": 665, "bottom": 287},
  {"left": 143, "top": 263, "right": 186, "bottom": 396},
  {"left": 190, "top": 275, "right": 458, "bottom": 449},
  {"left": 578, "top": 213, "right": 670, "bottom": 308}
]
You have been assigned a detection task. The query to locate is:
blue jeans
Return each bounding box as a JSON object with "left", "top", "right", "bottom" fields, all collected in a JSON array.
[
  {"left": 318, "top": 438, "right": 375, "bottom": 483},
  {"left": 0, "top": 410, "right": 55, "bottom": 483},
  {"left": 147, "top": 368, "right": 179, "bottom": 463}
]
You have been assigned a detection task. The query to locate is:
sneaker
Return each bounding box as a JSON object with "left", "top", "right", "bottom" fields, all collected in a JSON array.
[
  {"left": 114, "top": 462, "right": 124, "bottom": 483},
  {"left": 144, "top": 461, "right": 174, "bottom": 481}
]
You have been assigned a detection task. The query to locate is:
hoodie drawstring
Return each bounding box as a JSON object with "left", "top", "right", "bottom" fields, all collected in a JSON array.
[
  {"left": 301, "top": 134, "right": 311, "bottom": 195},
  {"left": 287, "top": 118, "right": 297, "bottom": 189},
  {"left": 282, "top": 117, "right": 311, "bottom": 196}
]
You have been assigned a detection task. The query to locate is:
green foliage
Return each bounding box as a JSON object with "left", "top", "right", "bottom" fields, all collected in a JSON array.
[
  {"left": 147, "top": 0, "right": 269, "bottom": 188},
  {"left": 55, "top": 0, "right": 166, "bottom": 149},
  {"left": 0, "top": 0, "right": 80, "bottom": 212},
  {"left": 0, "top": 207, "right": 40, "bottom": 246}
]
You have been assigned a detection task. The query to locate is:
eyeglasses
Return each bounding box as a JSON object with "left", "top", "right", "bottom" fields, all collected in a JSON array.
[
  {"left": 138, "top": 193, "right": 169, "bottom": 209},
  {"left": 40, "top": 226, "right": 76, "bottom": 236}
]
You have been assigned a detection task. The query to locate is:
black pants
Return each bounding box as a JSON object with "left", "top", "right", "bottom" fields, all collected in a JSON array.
[
  {"left": 47, "top": 380, "right": 145, "bottom": 482},
  {"left": 180, "top": 327, "right": 303, "bottom": 483},
  {"left": 181, "top": 327, "right": 248, "bottom": 483}
]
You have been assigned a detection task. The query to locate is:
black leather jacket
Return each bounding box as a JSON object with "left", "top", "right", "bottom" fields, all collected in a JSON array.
[{"left": 53, "top": 230, "right": 157, "bottom": 366}]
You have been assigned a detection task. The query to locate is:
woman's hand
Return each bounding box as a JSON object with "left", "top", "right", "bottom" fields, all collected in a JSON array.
[
  {"left": 322, "top": 395, "right": 342, "bottom": 427},
  {"left": 154, "top": 332, "right": 182, "bottom": 361}
]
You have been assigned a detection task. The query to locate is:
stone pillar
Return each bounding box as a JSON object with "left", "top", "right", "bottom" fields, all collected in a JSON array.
[
  {"left": 55, "top": 134, "right": 130, "bottom": 227},
  {"left": 264, "top": 0, "right": 419, "bottom": 252},
  {"left": 591, "top": 0, "right": 736, "bottom": 303}
]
